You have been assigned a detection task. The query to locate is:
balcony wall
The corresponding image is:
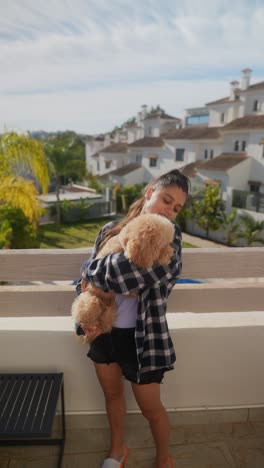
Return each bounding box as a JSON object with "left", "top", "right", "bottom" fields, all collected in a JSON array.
[{"left": 0, "top": 247, "right": 264, "bottom": 415}]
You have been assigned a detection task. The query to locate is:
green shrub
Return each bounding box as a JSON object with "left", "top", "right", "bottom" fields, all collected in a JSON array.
[
  {"left": 115, "top": 184, "right": 145, "bottom": 213},
  {"left": 0, "top": 206, "right": 40, "bottom": 249}
]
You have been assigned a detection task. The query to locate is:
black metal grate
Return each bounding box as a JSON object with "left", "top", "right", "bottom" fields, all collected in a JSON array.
[{"left": 0, "top": 373, "right": 63, "bottom": 438}]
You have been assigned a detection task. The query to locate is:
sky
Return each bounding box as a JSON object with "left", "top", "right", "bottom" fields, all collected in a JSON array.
[{"left": 1, "top": 0, "right": 264, "bottom": 135}]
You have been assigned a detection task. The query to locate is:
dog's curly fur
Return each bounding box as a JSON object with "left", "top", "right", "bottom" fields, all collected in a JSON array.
[{"left": 71, "top": 213, "right": 174, "bottom": 342}]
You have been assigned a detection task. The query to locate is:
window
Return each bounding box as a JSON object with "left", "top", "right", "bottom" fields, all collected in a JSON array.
[
  {"left": 242, "top": 141, "right": 247, "bottom": 151},
  {"left": 105, "top": 161, "right": 111, "bottom": 169},
  {"left": 149, "top": 158, "right": 157, "bottom": 167},
  {"left": 148, "top": 127, "right": 152, "bottom": 136},
  {"left": 210, "top": 150, "right": 214, "bottom": 159},
  {"left": 136, "top": 153, "right": 142, "bottom": 163},
  {"left": 175, "top": 148, "right": 185, "bottom": 161},
  {"left": 234, "top": 140, "right": 240, "bottom": 151},
  {"left": 249, "top": 183, "right": 260, "bottom": 193},
  {"left": 186, "top": 115, "right": 209, "bottom": 126},
  {"left": 221, "top": 113, "right": 225, "bottom": 123},
  {"left": 204, "top": 149, "right": 208, "bottom": 160},
  {"left": 253, "top": 100, "right": 259, "bottom": 111}
]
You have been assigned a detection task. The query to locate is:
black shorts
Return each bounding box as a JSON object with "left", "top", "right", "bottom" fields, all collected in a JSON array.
[{"left": 87, "top": 327, "right": 164, "bottom": 385}]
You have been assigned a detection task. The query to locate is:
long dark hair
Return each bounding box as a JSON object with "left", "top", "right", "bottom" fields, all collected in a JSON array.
[{"left": 99, "top": 169, "right": 191, "bottom": 249}]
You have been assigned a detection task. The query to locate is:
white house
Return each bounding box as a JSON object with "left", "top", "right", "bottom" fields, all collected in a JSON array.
[
  {"left": 98, "top": 163, "right": 145, "bottom": 186},
  {"left": 163, "top": 126, "right": 223, "bottom": 166},
  {"left": 85, "top": 106, "right": 182, "bottom": 180},
  {"left": 85, "top": 69, "right": 264, "bottom": 199},
  {"left": 195, "top": 153, "right": 252, "bottom": 192},
  {"left": 128, "top": 136, "right": 171, "bottom": 182},
  {"left": 89, "top": 143, "right": 128, "bottom": 176},
  {"left": 179, "top": 69, "right": 264, "bottom": 197}
]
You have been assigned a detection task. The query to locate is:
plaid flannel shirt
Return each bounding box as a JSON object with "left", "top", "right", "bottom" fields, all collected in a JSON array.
[{"left": 77, "top": 221, "right": 182, "bottom": 381}]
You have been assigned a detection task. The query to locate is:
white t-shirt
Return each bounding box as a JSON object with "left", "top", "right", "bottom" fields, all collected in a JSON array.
[{"left": 114, "top": 294, "right": 138, "bottom": 328}]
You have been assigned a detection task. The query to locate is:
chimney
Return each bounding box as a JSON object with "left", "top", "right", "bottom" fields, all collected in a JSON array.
[
  {"left": 241, "top": 68, "right": 252, "bottom": 90},
  {"left": 230, "top": 81, "right": 239, "bottom": 99}
]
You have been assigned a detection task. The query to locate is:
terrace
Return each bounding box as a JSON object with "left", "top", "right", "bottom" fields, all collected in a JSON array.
[{"left": 0, "top": 247, "right": 264, "bottom": 468}]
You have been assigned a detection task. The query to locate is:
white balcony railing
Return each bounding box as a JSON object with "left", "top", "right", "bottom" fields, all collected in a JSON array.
[{"left": 0, "top": 247, "right": 264, "bottom": 414}]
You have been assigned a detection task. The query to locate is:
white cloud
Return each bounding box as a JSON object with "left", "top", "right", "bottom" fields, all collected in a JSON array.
[{"left": 1, "top": 0, "right": 264, "bottom": 133}]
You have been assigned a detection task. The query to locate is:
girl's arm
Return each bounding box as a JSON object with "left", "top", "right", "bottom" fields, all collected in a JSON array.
[
  {"left": 75, "top": 222, "right": 115, "bottom": 296},
  {"left": 81, "top": 228, "right": 182, "bottom": 294}
]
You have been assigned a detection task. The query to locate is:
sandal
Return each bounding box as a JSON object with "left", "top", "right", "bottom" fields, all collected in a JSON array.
[{"left": 101, "top": 447, "right": 129, "bottom": 467}]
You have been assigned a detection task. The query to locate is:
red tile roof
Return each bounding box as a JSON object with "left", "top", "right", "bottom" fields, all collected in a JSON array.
[
  {"left": 200, "top": 153, "right": 249, "bottom": 172},
  {"left": 247, "top": 81, "right": 264, "bottom": 91},
  {"left": 144, "top": 112, "right": 181, "bottom": 121},
  {"left": 206, "top": 96, "right": 241, "bottom": 106},
  {"left": 100, "top": 143, "right": 128, "bottom": 153},
  {"left": 180, "top": 160, "right": 206, "bottom": 177},
  {"left": 129, "top": 137, "right": 164, "bottom": 147},
  {"left": 98, "top": 163, "right": 142, "bottom": 179},
  {"left": 223, "top": 115, "right": 264, "bottom": 130},
  {"left": 206, "top": 81, "right": 264, "bottom": 106},
  {"left": 163, "top": 126, "right": 222, "bottom": 140}
]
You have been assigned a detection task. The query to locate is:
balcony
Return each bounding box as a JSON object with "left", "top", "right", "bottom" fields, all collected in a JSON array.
[{"left": 0, "top": 247, "right": 264, "bottom": 467}]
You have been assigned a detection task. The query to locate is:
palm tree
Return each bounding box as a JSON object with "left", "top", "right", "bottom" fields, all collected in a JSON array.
[
  {"left": 44, "top": 132, "right": 86, "bottom": 224},
  {"left": 0, "top": 132, "right": 49, "bottom": 224},
  {"left": 220, "top": 208, "right": 241, "bottom": 246},
  {"left": 238, "top": 214, "right": 264, "bottom": 246}
]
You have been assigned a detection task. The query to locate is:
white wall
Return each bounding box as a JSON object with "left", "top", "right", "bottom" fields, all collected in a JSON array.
[
  {"left": 85, "top": 140, "right": 104, "bottom": 172},
  {"left": 143, "top": 119, "right": 161, "bottom": 137},
  {"left": 223, "top": 130, "right": 264, "bottom": 162},
  {"left": 248, "top": 159, "right": 264, "bottom": 191},
  {"left": 208, "top": 104, "right": 234, "bottom": 127},
  {"left": 1, "top": 314, "right": 264, "bottom": 412},
  {"left": 247, "top": 131, "right": 264, "bottom": 160},
  {"left": 116, "top": 167, "right": 146, "bottom": 186},
  {"left": 127, "top": 128, "right": 140, "bottom": 144},
  {"left": 228, "top": 158, "right": 252, "bottom": 190},
  {"left": 165, "top": 140, "right": 196, "bottom": 165},
  {"left": 160, "top": 120, "right": 179, "bottom": 133},
  {"left": 244, "top": 90, "right": 264, "bottom": 115},
  {"left": 198, "top": 170, "right": 229, "bottom": 190},
  {"left": 223, "top": 131, "right": 249, "bottom": 153},
  {"left": 98, "top": 151, "right": 129, "bottom": 175},
  {"left": 198, "top": 159, "right": 252, "bottom": 192},
  {"left": 141, "top": 146, "right": 172, "bottom": 178},
  {"left": 196, "top": 142, "right": 223, "bottom": 160}
]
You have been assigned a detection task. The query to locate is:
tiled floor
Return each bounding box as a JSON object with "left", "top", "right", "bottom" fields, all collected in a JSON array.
[{"left": 0, "top": 417, "right": 264, "bottom": 467}]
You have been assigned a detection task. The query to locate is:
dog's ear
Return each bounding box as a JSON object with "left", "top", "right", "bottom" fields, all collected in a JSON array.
[
  {"left": 156, "top": 245, "right": 174, "bottom": 265},
  {"left": 124, "top": 239, "right": 155, "bottom": 269}
]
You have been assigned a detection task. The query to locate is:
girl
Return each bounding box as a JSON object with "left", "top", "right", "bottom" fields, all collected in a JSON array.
[{"left": 76, "top": 169, "right": 190, "bottom": 468}]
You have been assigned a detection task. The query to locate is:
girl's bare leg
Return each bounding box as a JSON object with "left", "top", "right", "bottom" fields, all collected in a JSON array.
[
  {"left": 132, "top": 382, "right": 170, "bottom": 468},
  {"left": 95, "top": 362, "right": 127, "bottom": 459}
]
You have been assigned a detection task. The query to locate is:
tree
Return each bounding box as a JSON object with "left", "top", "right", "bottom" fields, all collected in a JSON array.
[
  {"left": 220, "top": 208, "right": 241, "bottom": 246},
  {"left": 0, "top": 131, "right": 49, "bottom": 225},
  {"left": 0, "top": 206, "right": 40, "bottom": 249},
  {"left": 190, "top": 185, "right": 224, "bottom": 239},
  {"left": 44, "top": 131, "right": 86, "bottom": 224},
  {"left": 84, "top": 171, "right": 102, "bottom": 193},
  {"left": 114, "top": 184, "right": 145, "bottom": 213},
  {"left": 147, "top": 105, "right": 165, "bottom": 117},
  {"left": 237, "top": 214, "right": 264, "bottom": 246}
]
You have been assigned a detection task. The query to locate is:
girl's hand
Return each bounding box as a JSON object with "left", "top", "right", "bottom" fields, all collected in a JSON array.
[
  {"left": 80, "top": 323, "right": 101, "bottom": 341},
  {"left": 81, "top": 279, "right": 88, "bottom": 292}
]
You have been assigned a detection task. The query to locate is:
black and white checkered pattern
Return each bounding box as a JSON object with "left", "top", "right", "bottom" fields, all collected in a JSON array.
[{"left": 76, "top": 221, "right": 182, "bottom": 381}]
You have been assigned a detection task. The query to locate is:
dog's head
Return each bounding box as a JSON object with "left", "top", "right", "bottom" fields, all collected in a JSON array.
[{"left": 118, "top": 214, "right": 174, "bottom": 268}]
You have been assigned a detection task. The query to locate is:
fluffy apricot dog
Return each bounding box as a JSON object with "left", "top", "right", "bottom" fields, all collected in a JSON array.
[{"left": 71, "top": 213, "right": 174, "bottom": 342}]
